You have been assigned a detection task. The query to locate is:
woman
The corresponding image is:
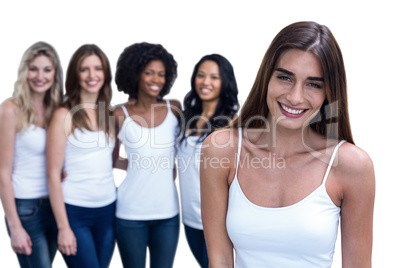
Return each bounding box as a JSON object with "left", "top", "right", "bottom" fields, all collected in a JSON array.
[
  {"left": 46, "top": 44, "right": 116, "bottom": 268},
  {"left": 113, "top": 42, "right": 181, "bottom": 268},
  {"left": 201, "top": 21, "right": 375, "bottom": 267},
  {"left": 0, "top": 41, "right": 63, "bottom": 267},
  {"left": 177, "top": 54, "right": 239, "bottom": 267}
]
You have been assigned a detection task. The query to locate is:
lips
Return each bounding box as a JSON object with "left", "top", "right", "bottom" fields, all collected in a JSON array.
[
  {"left": 279, "top": 102, "right": 307, "bottom": 117},
  {"left": 149, "top": 85, "right": 161, "bottom": 91},
  {"left": 87, "top": 81, "right": 98, "bottom": 86},
  {"left": 33, "top": 81, "right": 47, "bottom": 87},
  {"left": 200, "top": 88, "right": 212, "bottom": 94}
]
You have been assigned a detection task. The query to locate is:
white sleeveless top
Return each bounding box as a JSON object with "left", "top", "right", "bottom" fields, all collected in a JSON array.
[
  {"left": 176, "top": 135, "right": 204, "bottom": 229},
  {"left": 226, "top": 128, "right": 344, "bottom": 268},
  {"left": 116, "top": 101, "right": 179, "bottom": 220},
  {"left": 62, "top": 128, "right": 116, "bottom": 208},
  {"left": 12, "top": 125, "right": 48, "bottom": 199}
]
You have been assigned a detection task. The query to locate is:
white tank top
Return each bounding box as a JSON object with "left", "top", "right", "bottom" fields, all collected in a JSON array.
[
  {"left": 176, "top": 135, "right": 203, "bottom": 229},
  {"left": 226, "top": 128, "right": 344, "bottom": 268},
  {"left": 62, "top": 128, "right": 116, "bottom": 208},
  {"left": 116, "top": 101, "right": 179, "bottom": 220},
  {"left": 12, "top": 125, "right": 48, "bottom": 199}
]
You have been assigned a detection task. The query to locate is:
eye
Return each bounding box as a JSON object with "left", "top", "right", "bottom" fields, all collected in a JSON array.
[
  {"left": 29, "top": 67, "right": 38, "bottom": 72},
  {"left": 196, "top": 74, "right": 204, "bottom": 79},
  {"left": 211, "top": 76, "right": 220, "bottom": 80},
  {"left": 277, "top": 75, "right": 291, "bottom": 82},
  {"left": 308, "top": 82, "right": 322, "bottom": 89},
  {"left": 158, "top": 72, "right": 166, "bottom": 78},
  {"left": 95, "top": 66, "right": 103, "bottom": 71},
  {"left": 44, "top": 68, "right": 53, "bottom": 73}
]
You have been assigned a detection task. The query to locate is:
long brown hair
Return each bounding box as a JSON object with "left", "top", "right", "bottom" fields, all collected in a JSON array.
[
  {"left": 232, "top": 21, "right": 354, "bottom": 144},
  {"left": 64, "top": 44, "right": 113, "bottom": 136}
]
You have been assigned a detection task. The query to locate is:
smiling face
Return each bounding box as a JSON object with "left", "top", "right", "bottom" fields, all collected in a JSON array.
[
  {"left": 266, "top": 49, "right": 326, "bottom": 131},
  {"left": 27, "top": 55, "right": 55, "bottom": 95},
  {"left": 79, "top": 54, "right": 105, "bottom": 95},
  {"left": 138, "top": 60, "right": 166, "bottom": 99},
  {"left": 195, "top": 60, "right": 222, "bottom": 103}
]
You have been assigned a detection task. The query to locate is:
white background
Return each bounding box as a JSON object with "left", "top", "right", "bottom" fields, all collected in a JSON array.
[{"left": 0, "top": 0, "right": 400, "bottom": 267}]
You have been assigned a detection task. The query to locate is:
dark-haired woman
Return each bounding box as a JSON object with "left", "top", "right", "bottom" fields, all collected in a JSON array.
[
  {"left": 47, "top": 44, "right": 116, "bottom": 268},
  {"left": 177, "top": 54, "right": 238, "bottom": 268},
  {"left": 113, "top": 42, "right": 181, "bottom": 268},
  {"left": 201, "top": 21, "right": 375, "bottom": 267}
]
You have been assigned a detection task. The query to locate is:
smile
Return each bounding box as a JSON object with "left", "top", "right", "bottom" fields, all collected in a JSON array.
[
  {"left": 279, "top": 103, "right": 306, "bottom": 115},
  {"left": 150, "top": 85, "right": 160, "bottom": 91},
  {"left": 201, "top": 88, "right": 212, "bottom": 94},
  {"left": 87, "top": 81, "right": 98, "bottom": 86}
]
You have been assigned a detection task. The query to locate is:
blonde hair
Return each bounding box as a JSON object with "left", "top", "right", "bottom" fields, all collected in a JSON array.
[{"left": 13, "top": 41, "right": 63, "bottom": 130}]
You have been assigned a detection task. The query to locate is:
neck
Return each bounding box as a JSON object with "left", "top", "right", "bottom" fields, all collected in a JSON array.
[
  {"left": 30, "top": 91, "right": 46, "bottom": 106},
  {"left": 201, "top": 99, "right": 219, "bottom": 118},
  {"left": 80, "top": 91, "right": 99, "bottom": 106},
  {"left": 254, "top": 116, "right": 320, "bottom": 158},
  {"left": 136, "top": 93, "right": 160, "bottom": 110}
]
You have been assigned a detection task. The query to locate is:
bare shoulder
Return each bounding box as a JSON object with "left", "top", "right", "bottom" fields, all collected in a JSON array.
[
  {"left": 335, "top": 142, "right": 375, "bottom": 189},
  {"left": 202, "top": 128, "right": 239, "bottom": 157},
  {"left": 52, "top": 107, "right": 70, "bottom": 121},
  {"left": 168, "top": 99, "right": 182, "bottom": 110},
  {"left": 111, "top": 103, "right": 127, "bottom": 117},
  {"left": 337, "top": 142, "right": 374, "bottom": 175},
  {"left": 0, "top": 98, "right": 20, "bottom": 118},
  {"left": 168, "top": 99, "right": 182, "bottom": 118}
]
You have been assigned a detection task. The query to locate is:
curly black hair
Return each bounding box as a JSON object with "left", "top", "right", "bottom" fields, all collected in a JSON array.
[
  {"left": 115, "top": 42, "right": 177, "bottom": 100},
  {"left": 180, "top": 54, "right": 239, "bottom": 142}
]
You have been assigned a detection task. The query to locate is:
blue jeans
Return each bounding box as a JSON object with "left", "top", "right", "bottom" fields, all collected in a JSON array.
[
  {"left": 184, "top": 225, "right": 209, "bottom": 268},
  {"left": 6, "top": 198, "right": 57, "bottom": 268},
  {"left": 115, "top": 214, "right": 180, "bottom": 268},
  {"left": 62, "top": 202, "right": 116, "bottom": 268}
]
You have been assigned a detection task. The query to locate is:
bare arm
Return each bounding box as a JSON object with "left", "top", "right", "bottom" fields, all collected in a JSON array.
[
  {"left": 112, "top": 106, "right": 127, "bottom": 170},
  {"left": 46, "top": 108, "right": 76, "bottom": 256},
  {"left": 0, "top": 100, "right": 32, "bottom": 255},
  {"left": 200, "top": 130, "right": 236, "bottom": 268},
  {"left": 338, "top": 144, "right": 375, "bottom": 267}
]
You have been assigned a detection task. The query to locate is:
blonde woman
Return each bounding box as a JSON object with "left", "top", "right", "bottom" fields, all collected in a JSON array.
[{"left": 0, "top": 41, "right": 63, "bottom": 267}]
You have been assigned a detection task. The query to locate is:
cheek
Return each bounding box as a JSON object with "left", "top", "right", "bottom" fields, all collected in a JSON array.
[
  {"left": 47, "top": 72, "right": 56, "bottom": 83},
  {"left": 160, "top": 77, "right": 166, "bottom": 86}
]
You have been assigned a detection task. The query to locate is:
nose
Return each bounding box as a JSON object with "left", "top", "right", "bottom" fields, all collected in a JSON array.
[
  {"left": 202, "top": 76, "right": 211, "bottom": 86},
  {"left": 286, "top": 83, "right": 304, "bottom": 105},
  {"left": 88, "top": 68, "right": 95, "bottom": 79},
  {"left": 37, "top": 70, "right": 45, "bottom": 80},
  {"left": 151, "top": 73, "right": 162, "bottom": 83}
]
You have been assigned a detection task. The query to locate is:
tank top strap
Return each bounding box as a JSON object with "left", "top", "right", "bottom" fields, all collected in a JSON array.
[
  {"left": 322, "top": 140, "right": 346, "bottom": 185},
  {"left": 234, "top": 128, "right": 243, "bottom": 179},
  {"left": 166, "top": 99, "right": 171, "bottom": 112},
  {"left": 120, "top": 105, "right": 129, "bottom": 118}
]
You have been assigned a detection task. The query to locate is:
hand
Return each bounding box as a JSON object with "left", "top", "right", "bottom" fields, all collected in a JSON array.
[
  {"left": 10, "top": 226, "right": 32, "bottom": 255},
  {"left": 57, "top": 228, "right": 77, "bottom": 256}
]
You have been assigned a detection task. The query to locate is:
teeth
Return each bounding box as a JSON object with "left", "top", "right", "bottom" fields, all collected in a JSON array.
[
  {"left": 150, "top": 86, "right": 160, "bottom": 91},
  {"left": 201, "top": 88, "right": 211, "bottom": 93},
  {"left": 281, "top": 103, "right": 304, "bottom": 114},
  {"left": 88, "top": 81, "right": 97, "bottom": 86}
]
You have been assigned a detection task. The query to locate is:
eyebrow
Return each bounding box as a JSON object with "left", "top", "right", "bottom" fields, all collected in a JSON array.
[{"left": 274, "top": 68, "right": 324, "bottom": 82}]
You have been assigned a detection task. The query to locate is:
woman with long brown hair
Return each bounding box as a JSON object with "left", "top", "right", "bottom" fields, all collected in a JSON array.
[
  {"left": 47, "top": 44, "right": 116, "bottom": 268},
  {"left": 201, "top": 21, "right": 375, "bottom": 267}
]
